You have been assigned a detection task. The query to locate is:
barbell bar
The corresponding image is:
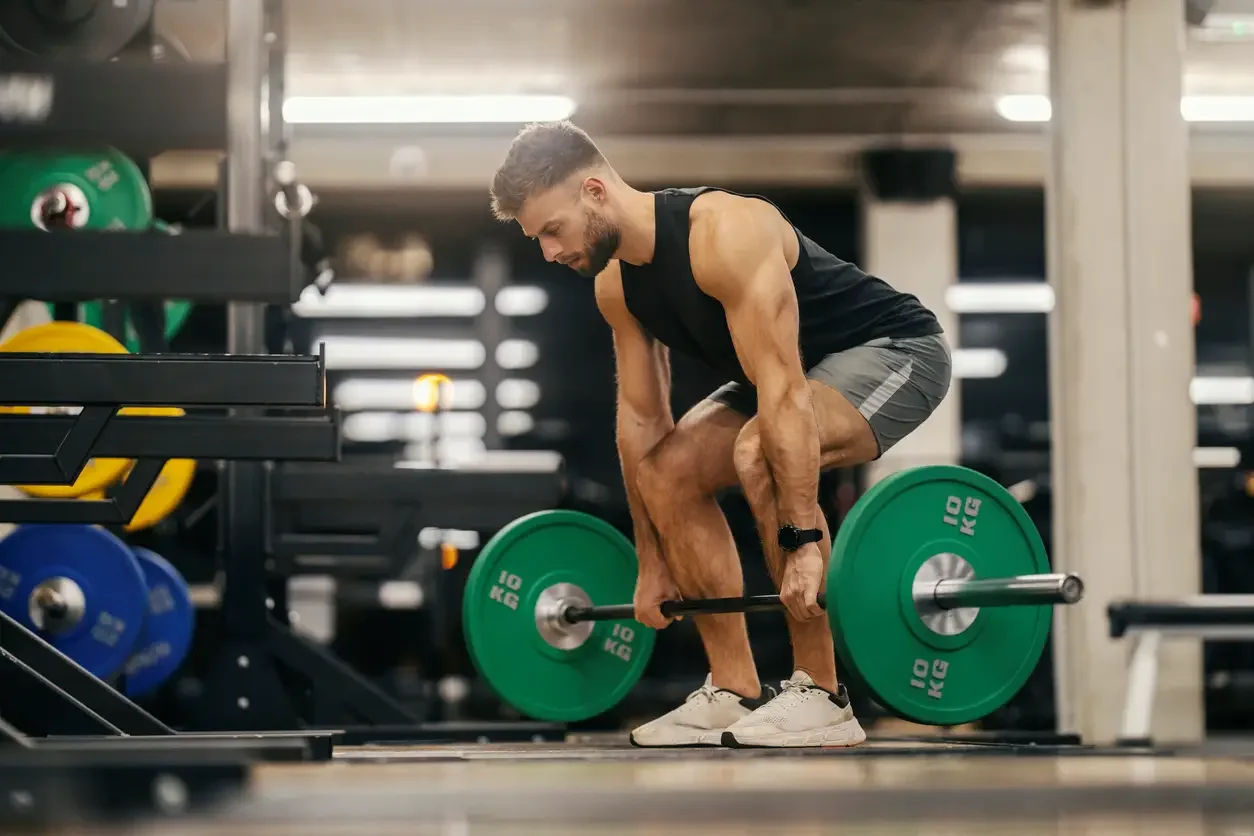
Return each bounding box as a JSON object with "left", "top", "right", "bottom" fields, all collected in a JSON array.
[
  {"left": 463, "top": 464, "right": 1079, "bottom": 726},
  {"left": 557, "top": 573, "right": 1085, "bottom": 624}
]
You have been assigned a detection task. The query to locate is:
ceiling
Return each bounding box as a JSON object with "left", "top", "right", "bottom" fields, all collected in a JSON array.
[
  {"left": 141, "top": 1, "right": 1254, "bottom": 264},
  {"left": 156, "top": 0, "right": 1254, "bottom": 138}
]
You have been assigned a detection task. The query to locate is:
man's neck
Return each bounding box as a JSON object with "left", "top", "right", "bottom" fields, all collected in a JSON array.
[{"left": 613, "top": 188, "right": 657, "bottom": 267}]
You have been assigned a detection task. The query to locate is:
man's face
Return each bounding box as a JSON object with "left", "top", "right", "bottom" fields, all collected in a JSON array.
[{"left": 518, "top": 182, "right": 620, "bottom": 278}]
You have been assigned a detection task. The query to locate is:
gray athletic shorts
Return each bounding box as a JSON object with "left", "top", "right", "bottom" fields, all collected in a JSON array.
[{"left": 708, "top": 333, "right": 953, "bottom": 458}]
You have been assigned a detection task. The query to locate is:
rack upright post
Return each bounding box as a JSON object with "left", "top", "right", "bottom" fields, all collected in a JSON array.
[{"left": 198, "top": 0, "right": 301, "bottom": 730}]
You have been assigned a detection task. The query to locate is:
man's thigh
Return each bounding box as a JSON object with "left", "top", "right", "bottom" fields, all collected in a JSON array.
[
  {"left": 809, "top": 333, "right": 953, "bottom": 461},
  {"left": 649, "top": 397, "right": 750, "bottom": 496},
  {"left": 718, "top": 333, "right": 953, "bottom": 470}
]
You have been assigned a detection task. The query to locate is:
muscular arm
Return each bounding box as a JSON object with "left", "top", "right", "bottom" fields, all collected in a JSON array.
[
  {"left": 691, "top": 203, "right": 819, "bottom": 532},
  {"left": 595, "top": 262, "right": 674, "bottom": 567}
]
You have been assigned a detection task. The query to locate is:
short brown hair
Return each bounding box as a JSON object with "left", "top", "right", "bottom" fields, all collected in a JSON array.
[{"left": 489, "top": 121, "right": 605, "bottom": 220}]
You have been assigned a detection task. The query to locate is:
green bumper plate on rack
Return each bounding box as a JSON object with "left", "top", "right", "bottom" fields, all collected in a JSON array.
[
  {"left": 463, "top": 510, "right": 655, "bottom": 723},
  {"left": 827, "top": 465, "right": 1052, "bottom": 727},
  {"left": 0, "top": 147, "right": 152, "bottom": 230}
]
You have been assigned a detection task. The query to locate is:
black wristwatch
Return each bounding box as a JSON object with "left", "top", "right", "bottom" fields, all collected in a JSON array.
[{"left": 777, "top": 524, "right": 823, "bottom": 552}]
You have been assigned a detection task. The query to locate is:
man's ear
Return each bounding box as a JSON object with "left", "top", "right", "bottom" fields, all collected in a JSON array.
[{"left": 582, "top": 176, "right": 608, "bottom": 204}]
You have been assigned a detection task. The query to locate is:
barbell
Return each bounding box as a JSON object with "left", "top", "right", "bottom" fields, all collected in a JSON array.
[{"left": 462, "top": 464, "right": 1083, "bottom": 726}]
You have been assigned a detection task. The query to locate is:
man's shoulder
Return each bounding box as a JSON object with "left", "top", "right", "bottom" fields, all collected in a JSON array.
[{"left": 688, "top": 191, "right": 787, "bottom": 269}]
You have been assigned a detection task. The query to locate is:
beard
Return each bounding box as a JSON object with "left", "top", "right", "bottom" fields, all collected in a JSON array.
[{"left": 573, "top": 208, "right": 621, "bottom": 278}]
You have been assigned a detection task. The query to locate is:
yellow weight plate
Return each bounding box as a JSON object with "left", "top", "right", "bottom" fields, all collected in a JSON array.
[
  {"left": 82, "top": 407, "right": 196, "bottom": 531},
  {"left": 0, "top": 320, "right": 128, "bottom": 354},
  {"left": 124, "top": 456, "right": 196, "bottom": 531},
  {"left": 0, "top": 322, "right": 132, "bottom": 496}
]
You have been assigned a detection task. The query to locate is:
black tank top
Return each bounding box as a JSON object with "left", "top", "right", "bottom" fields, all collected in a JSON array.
[{"left": 619, "top": 187, "right": 942, "bottom": 385}]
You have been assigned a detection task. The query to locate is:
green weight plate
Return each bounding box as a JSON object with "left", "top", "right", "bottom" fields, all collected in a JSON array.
[
  {"left": 75, "top": 298, "right": 193, "bottom": 353},
  {"left": 827, "top": 465, "right": 1051, "bottom": 726},
  {"left": 0, "top": 148, "right": 152, "bottom": 230},
  {"left": 463, "top": 510, "right": 655, "bottom": 722}
]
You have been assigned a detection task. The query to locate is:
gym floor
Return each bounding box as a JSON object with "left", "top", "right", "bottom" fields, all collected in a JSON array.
[{"left": 68, "top": 733, "right": 1254, "bottom": 834}]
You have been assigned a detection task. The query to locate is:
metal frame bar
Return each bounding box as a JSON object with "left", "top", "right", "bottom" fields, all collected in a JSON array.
[
  {"left": 0, "top": 230, "right": 295, "bottom": 303},
  {"left": 0, "top": 351, "right": 325, "bottom": 406},
  {"left": 0, "top": 649, "right": 120, "bottom": 737},
  {"left": 1109, "top": 596, "right": 1254, "bottom": 741},
  {"left": 0, "top": 412, "right": 339, "bottom": 460},
  {"left": 0, "top": 613, "right": 171, "bottom": 736},
  {"left": 0, "top": 59, "right": 227, "bottom": 152}
]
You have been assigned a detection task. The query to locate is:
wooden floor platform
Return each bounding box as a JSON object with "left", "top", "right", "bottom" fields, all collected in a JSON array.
[{"left": 63, "top": 736, "right": 1254, "bottom": 834}]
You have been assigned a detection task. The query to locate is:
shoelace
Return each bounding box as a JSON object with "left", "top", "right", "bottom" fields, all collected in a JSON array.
[
  {"left": 683, "top": 682, "right": 723, "bottom": 706},
  {"left": 762, "top": 680, "right": 814, "bottom": 714}
]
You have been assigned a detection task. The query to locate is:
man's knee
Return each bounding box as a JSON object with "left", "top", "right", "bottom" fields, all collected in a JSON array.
[{"left": 637, "top": 435, "right": 708, "bottom": 508}]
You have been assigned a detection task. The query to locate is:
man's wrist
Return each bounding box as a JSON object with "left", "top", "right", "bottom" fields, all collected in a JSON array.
[
  {"left": 777, "top": 523, "right": 823, "bottom": 553},
  {"left": 634, "top": 536, "right": 667, "bottom": 566}
]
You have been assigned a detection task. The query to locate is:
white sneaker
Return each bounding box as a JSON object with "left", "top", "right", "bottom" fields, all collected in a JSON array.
[
  {"left": 629, "top": 675, "right": 777, "bottom": 747},
  {"left": 721, "top": 670, "right": 867, "bottom": 748}
]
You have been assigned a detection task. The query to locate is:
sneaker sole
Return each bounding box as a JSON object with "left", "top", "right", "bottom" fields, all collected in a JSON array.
[
  {"left": 720, "top": 723, "right": 867, "bottom": 749},
  {"left": 630, "top": 730, "right": 727, "bottom": 748}
]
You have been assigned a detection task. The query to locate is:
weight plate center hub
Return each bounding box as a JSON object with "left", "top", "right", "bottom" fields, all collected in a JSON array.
[
  {"left": 33, "top": 184, "right": 89, "bottom": 230},
  {"left": 534, "top": 582, "right": 594, "bottom": 651},
  {"left": 911, "top": 552, "right": 979, "bottom": 637},
  {"left": 28, "top": 577, "right": 86, "bottom": 634}
]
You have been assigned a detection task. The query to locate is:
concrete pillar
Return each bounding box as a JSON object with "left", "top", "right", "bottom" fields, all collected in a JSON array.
[
  {"left": 860, "top": 148, "right": 961, "bottom": 484},
  {"left": 1047, "top": 0, "right": 1201, "bottom": 743}
]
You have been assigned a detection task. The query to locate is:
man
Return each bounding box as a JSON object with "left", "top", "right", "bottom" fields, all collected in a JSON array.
[{"left": 489, "top": 121, "right": 951, "bottom": 748}]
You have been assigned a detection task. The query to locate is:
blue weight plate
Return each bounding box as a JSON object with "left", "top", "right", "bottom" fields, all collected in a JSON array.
[
  {"left": 121, "top": 548, "right": 195, "bottom": 698},
  {"left": 0, "top": 525, "right": 146, "bottom": 678}
]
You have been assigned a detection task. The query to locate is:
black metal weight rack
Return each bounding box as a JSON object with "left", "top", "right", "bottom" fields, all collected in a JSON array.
[
  {"left": 0, "top": 0, "right": 341, "bottom": 823},
  {"left": 0, "top": 10, "right": 583, "bottom": 820}
]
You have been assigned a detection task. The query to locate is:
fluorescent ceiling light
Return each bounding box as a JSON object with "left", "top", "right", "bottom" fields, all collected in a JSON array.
[
  {"left": 497, "top": 340, "right": 539, "bottom": 370},
  {"left": 342, "top": 410, "right": 488, "bottom": 443},
  {"left": 333, "top": 377, "right": 488, "bottom": 412},
  {"left": 947, "top": 283, "right": 1054, "bottom": 314},
  {"left": 293, "top": 284, "right": 484, "bottom": 319},
  {"left": 498, "top": 411, "right": 535, "bottom": 437},
  {"left": 1191, "top": 376, "right": 1254, "bottom": 405},
  {"left": 419, "top": 527, "right": 482, "bottom": 550},
  {"left": 317, "top": 336, "right": 486, "bottom": 370},
  {"left": 1183, "top": 95, "right": 1254, "bottom": 122},
  {"left": 497, "top": 379, "right": 541, "bottom": 409},
  {"left": 403, "top": 449, "right": 564, "bottom": 474},
  {"left": 996, "top": 94, "right": 1254, "bottom": 123},
  {"left": 283, "top": 94, "right": 577, "bottom": 125},
  {"left": 1194, "top": 447, "right": 1241, "bottom": 469},
  {"left": 495, "top": 286, "right": 550, "bottom": 316},
  {"left": 400, "top": 438, "right": 487, "bottom": 466},
  {"left": 995, "top": 94, "right": 1053, "bottom": 123},
  {"left": 952, "top": 348, "right": 1007, "bottom": 379}
]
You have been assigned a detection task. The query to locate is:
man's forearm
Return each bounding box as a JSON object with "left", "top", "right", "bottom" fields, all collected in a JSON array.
[
  {"left": 617, "top": 404, "right": 674, "bottom": 565},
  {"left": 759, "top": 383, "right": 820, "bottom": 531}
]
